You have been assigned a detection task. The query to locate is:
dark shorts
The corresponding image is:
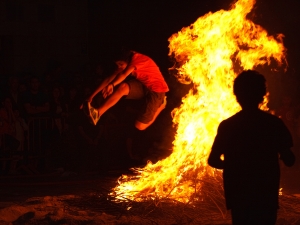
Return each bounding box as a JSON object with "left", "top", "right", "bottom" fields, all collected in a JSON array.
[{"left": 125, "top": 79, "right": 165, "bottom": 124}]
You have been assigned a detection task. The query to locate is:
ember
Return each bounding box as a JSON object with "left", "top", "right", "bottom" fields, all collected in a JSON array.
[{"left": 112, "top": 0, "right": 286, "bottom": 203}]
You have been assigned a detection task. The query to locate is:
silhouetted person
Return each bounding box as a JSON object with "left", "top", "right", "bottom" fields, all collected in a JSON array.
[
  {"left": 21, "top": 76, "right": 50, "bottom": 118},
  {"left": 49, "top": 86, "right": 67, "bottom": 136},
  {"left": 208, "top": 70, "right": 295, "bottom": 225},
  {"left": 5, "top": 76, "right": 22, "bottom": 112},
  {"left": 21, "top": 76, "right": 50, "bottom": 170}
]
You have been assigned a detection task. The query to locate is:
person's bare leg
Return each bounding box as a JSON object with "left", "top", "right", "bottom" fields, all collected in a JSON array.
[
  {"left": 96, "top": 82, "right": 130, "bottom": 116},
  {"left": 135, "top": 96, "right": 167, "bottom": 130}
]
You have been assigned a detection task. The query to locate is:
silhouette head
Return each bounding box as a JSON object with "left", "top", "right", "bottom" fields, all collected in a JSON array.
[{"left": 233, "top": 70, "right": 266, "bottom": 109}]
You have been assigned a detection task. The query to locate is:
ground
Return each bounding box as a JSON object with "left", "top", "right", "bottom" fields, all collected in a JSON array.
[{"left": 0, "top": 166, "right": 300, "bottom": 225}]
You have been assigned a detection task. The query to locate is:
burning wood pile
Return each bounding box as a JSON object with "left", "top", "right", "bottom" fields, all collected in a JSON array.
[{"left": 62, "top": 185, "right": 300, "bottom": 224}]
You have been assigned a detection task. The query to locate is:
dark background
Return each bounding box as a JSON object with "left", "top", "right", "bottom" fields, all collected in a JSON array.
[
  {"left": 88, "top": 0, "right": 300, "bottom": 107},
  {"left": 1, "top": 0, "right": 299, "bottom": 105},
  {"left": 88, "top": 0, "right": 300, "bottom": 68}
]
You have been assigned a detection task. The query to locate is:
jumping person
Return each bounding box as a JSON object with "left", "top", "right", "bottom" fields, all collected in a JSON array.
[
  {"left": 82, "top": 49, "right": 169, "bottom": 131},
  {"left": 208, "top": 70, "right": 295, "bottom": 225}
]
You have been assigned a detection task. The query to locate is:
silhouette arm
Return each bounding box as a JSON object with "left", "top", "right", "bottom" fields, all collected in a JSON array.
[
  {"left": 208, "top": 124, "right": 226, "bottom": 169},
  {"left": 101, "top": 65, "right": 135, "bottom": 99},
  {"left": 208, "top": 148, "right": 224, "bottom": 169},
  {"left": 109, "top": 65, "right": 135, "bottom": 87},
  {"left": 87, "top": 65, "right": 135, "bottom": 101},
  {"left": 279, "top": 148, "right": 295, "bottom": 167},
  {"left": 277, "top": 119, "right": 295, "bottom": 167}
]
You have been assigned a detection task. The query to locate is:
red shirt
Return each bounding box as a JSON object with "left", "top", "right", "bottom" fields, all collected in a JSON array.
[{"left": 129, "top": 52, "right": 169, "bottom": 93}]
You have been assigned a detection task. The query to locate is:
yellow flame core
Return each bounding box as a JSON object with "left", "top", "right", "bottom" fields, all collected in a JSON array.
[{"left": 112, "top": 0, "right": 286, "bottom": 202}]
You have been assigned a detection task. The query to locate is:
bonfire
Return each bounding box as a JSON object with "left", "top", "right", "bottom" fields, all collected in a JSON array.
[{"left": 111, "top": 0, "right": 286, "bottom": 209}]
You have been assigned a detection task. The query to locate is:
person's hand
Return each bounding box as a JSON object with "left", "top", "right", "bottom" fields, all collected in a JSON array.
[{"left": 102, "top": 84, "right": 114, "bottom": 99}]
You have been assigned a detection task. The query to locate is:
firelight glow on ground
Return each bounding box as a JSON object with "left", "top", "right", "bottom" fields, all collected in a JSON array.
[{"left": 112, "top": 0, "right": 287, "bottom": 202}]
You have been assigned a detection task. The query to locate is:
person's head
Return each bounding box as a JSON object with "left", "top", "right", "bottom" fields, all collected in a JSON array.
[
  {"left": 83, "top": 85, "right": 91, "bottom": 97},
  {"left": 9, "top": 76, "right": 19, "bottom": 92},
  {"left": 233, "top": 70, "right": 267, "bottom": 109},
  {"left": 115, "top": 60, "right": 128, "bottom": 70},
  {"left": 69, "top": 86, "right": 78, "bottom": 99},
  {"left": 29, "top": 76, "right": 40, "bottom": 92},
  {"left": 112, "top": 47, "right": 133, "bottom": 70},
  {"left": 1, "top": 96, "right": 12, "bottom": 109},
  {"left": 19, "top": 83, "right": 27, "bottom": 93}
]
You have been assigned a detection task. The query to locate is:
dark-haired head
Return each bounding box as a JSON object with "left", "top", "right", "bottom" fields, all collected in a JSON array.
[
  {"left": 233, "top": 70, "right": 267, "bottom": 109},
  {"left": 110, "top": 47, "right": 134, "bottom": 70},
  {"left": 111, "top": 47, "right": 133, "bottom": 64}
]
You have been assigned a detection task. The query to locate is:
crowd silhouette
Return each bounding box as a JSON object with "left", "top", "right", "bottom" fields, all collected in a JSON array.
[
  {"left": 0, "top": 61, "right": 175, "bottom": 175},
  {"left": 1, "top": 63, "right": 300, "bottom": 178}
]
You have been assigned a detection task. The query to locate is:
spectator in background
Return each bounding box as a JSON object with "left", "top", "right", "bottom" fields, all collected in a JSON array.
[
  {"left": 21, "top": 76, "right": 50, "bottom": 118},
  {"left": 66, "top": 86, "right": 82, "bottom": 114},
  {"left": 0, "top": 96, "right": 20, "bottom": 174},
  {"left": 19, "top": 82, "right": 28, "bottom": 94},
  {"left": 73, "top": 72, "right": 84, "bottom": 94},
  {"left": 49, "top": 86, "right": 67, "bottom": 136},
  {"left": 21, "top": 76, "right": 50, "bottom": 171},
  {"left": 0, "top": 96, "right": 18, "bottom": 141},
  {"left": 65, "top": 86, "right": 82, "bottom": 128},
  {"left": 5, "top": 76, "right": 22, "bottom": 112},
  {"left": 13, "top": 108, "right": 28, "bottom": 151},
  {"left": 42, "top": 60, "right": 63, "bottom": 94}
]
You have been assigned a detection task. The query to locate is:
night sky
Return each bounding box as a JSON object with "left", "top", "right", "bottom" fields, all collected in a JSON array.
[
  {"left": 88, "top": 0, "right": 221, "bottom": 69},
  {"left": 89, "top": 0, "right": 231, "bottom": 69},
  {"left": 89, "top": 0, "right": 300, "bottom": 69},
  {"left": 88, "top": 0, "right": 300, "bottom": 106}
]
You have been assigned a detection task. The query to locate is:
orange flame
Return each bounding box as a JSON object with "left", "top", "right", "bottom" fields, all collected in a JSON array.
[{"left": 112, "top": 0, "right": 286, "bottom": 202}]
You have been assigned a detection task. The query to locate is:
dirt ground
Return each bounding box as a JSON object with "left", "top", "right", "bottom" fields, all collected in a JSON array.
[{"left": 0, "top": 166, "right": 300, "bottom": 225}]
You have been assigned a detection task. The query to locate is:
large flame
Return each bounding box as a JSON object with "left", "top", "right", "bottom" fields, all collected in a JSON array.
[{"left": 112, "top": 0, "right": 286, "bottom": 202}]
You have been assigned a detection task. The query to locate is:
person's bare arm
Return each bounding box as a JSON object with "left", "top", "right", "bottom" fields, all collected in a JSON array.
[
  {"left": 110, "top": 65, "right": 135, "bottom": 87},
  {"left": 102, "top": 65, "right": 135, "bottom": 99},
  {"left": 86, "top": 71, "right": 119, "bottom": 102}
]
